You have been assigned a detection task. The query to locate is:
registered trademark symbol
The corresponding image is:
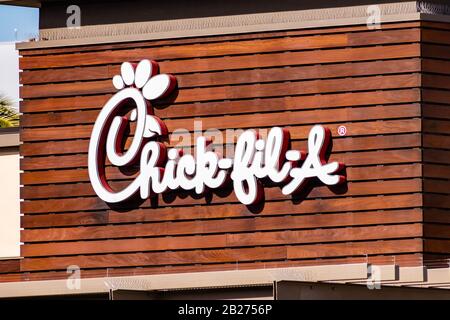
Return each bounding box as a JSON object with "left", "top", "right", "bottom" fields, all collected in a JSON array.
[{"left": 337, "top": 125, "right": 347, "bottom": 136}]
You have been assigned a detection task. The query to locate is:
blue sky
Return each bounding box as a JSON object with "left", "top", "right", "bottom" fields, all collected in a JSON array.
[
  {"left": 0, "top": 5, "right": 38, "bottom": 108},
  {"left": 0, "top": 4, "right": 39, "bottom": 42}
]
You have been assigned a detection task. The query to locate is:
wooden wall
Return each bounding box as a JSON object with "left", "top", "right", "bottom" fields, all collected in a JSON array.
[
  {"left": 421, "top": 21, "right": 450, "bottom": 264},
  {"left": 2, "top": 21, "right": 440, "bottom": 282}
]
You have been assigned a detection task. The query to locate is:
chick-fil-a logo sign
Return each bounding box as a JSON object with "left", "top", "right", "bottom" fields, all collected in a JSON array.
[{"left": 88, "top": 60, "right": 346, "bottom": 206}]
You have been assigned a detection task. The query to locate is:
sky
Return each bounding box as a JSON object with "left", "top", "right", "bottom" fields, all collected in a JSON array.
[
  {"left": 0, "top": 4, "right": 39, "bottom": 42},
  {"left": 0, "top": 4, "right": 39, "bottom": 109}
]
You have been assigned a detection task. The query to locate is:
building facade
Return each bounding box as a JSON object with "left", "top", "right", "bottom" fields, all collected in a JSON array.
[{"left": 1, "top": 0, "right": 450, "bottom": 299}]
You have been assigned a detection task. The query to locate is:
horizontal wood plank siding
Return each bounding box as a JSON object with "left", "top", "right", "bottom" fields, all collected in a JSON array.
[
  {"left": 14, "top": 21, "right": 436, "bottom": 279},
  {"left": 422, "top": 21, "right": 450, "bottom": 261}
]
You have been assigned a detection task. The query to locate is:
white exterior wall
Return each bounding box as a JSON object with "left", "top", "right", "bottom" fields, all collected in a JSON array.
[
  {"left": 0, "top": 34, "right": 21, "bottom": 259},
  {"left": 0, "top": 43, "right": 19, "bottom": 110},
  {"left": 0, "top": 147, "right": 20, "bottom": 258}
]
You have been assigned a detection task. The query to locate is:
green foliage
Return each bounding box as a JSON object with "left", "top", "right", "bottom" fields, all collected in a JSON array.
[{"left": 0, "top": 96, "right": 19, "bottom": 128}]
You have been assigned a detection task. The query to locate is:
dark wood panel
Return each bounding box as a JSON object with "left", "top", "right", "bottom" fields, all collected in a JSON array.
[
  {"left": 423, "top": 134, "right": 450, "bottom": 150},
  {"left": 423, "top": 74, "right": 450, "bottom": 90},
  {"left": 20, "top": 33, "right": 349, "bottom": 69},
  {"left": 154, "top": 43, "right": 421, "bottom": 75},
  {"left": 424, "top": 164, "right": 450, "bottom": 179},
  {"left": 20, "top": 179, "right": 422, "bottom": 218},
  {"left": 422, "top": 104, "right": 450, "bottom": 120},
  {"left": 20, "top": 190, "right": 422, "bottom": 218},
  {"left": 20, "top": 102, "right": 421, "bottom": 142},
  {"left": 0, "top": 260, "right": 20, "bottom": 274},
  {"left": 20, "top": 89, "right": 420, "bottom": 129},
  {"left": 130, "top": 72, "right": 416, "bottom": 103},
  {"left": 20, "top": 58, "right": 421, "bottom": 99},
  {"left": 19, "top": 45, "right": 421, "bottom": 90},
  {"left": 21, "top": 204, "right": 422, "bottom": 229},
  {"left": 21, "top": 94, "right": 109, "bottom": 114},
  {"left": 20, "top": 130, "right": 422, "bottom": 171},
  {"left": 423, "top": 59, "right": 450, "bottom": 75},
  {"left": 422, "top": 28, "right": 450, "bottom": 45},
  {"left": 19, "top": 21, "right": 421, "bottom": 57},
  {"left": 424, "top": 149, "right": 450, "bottom": 165},
  {"left": 20, "top": 118, "right": 422, "bottom": 157},
  {"left": 424, "top": 194, "right": 450, "bottom": 209},
  {"left": 21, "top": 200, "right": 420, "bottom": 245},
  {"left": 423, "top": 119, "right": 450, "bottom": 135},
  {"left": 424, "top": 239, "right": 450, "bottom": 254},
  {"left": 422, "top": 21, "right": 450, "bottom": 31},
  {"left": 19, "top": 239, "right": 423, "bottom": 272},
  {"left": 422, "top": 89, "right": 450, "bottom": 104},
  {"left": 21, "top": 87, "right": 420, "bottom": 115},
  {"left": 286, "top": 239, "right": 422, "bottom": 260},
  {"left": 21, "top": 79, "right": 112, "bottom": 99},
  {"left": 19, "top": 73, "right": 420, "bottom": 122},
  {"left": 20, "top": 245, "right": 286, "bottom": 271},
  {"left": 20, "top": 163, "right": 422, "bottom": 190},
  {"left": 423, "top": 64, "right": 450, "bottom": 247},
  {"left": 20, "top": 148, "right": 421, "bottom": 186},
  {"left": 21, "top": 64, "right": 112, "bottom": 85},
  {"left": 424, "top": 208, "right": 450, "bottom": 224},
  {"left": 0, "top": 274, "right": 23, "bottom": 281},
  {"left": 19, "top": 28, "right": 419, "bottom": 70},
  {"left": 20, "top": 58, "right": 421, "bottom": 89},
  {"left": 21, "top": 224, "right": 422, "bottom": 257},
  {"left": 21, "top": 210, "right": 420, "bottom": 245},
  {"left": 422, "top": 43, "right": 450, "bottom": 60},
  {"left": 20, "top": 103, "right": 420, "bottom": 144},
  {"left": 424, "top": 224, "right": 450, "bottom": 239}
]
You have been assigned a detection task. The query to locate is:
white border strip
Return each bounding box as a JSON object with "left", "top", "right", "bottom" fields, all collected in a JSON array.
[{"left": 0, "top": 263, "right": 368, "bottom": 298}]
